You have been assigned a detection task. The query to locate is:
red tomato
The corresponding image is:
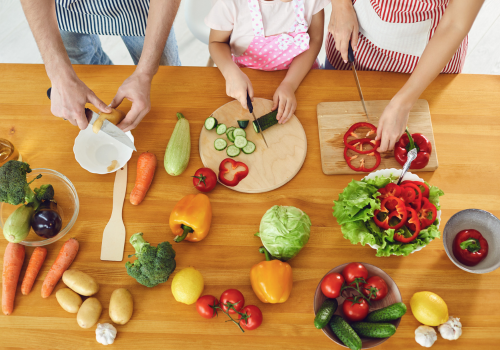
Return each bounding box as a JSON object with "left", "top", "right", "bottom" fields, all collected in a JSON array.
[
  {"left": 238, "top": 305, "right": 263, "bottom": 330},
  {"left": 196, "top": 295, "right": 219, "bottom": 319},
  {"left": 192, "top": 168, "right": 217, "bottom": 192},
  {"left": 220, "top": 289, "right": 245, "bottom": 314},
  {"left": 362, "top": 276, "right": 388, "bottom": 301},
  {"left": 342, "top": 297, "right": 369, "bottom": 322},
  {"left": 342, "top": 262, "right": 368, "bottom": 285},
  {"left": 321, "top": 273, "right": 345, "bottom": 298}
]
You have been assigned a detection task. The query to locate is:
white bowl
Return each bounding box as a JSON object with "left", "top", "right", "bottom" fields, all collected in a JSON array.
[{"left": 73, "top": 126, "right": 134, "bottom": 174}]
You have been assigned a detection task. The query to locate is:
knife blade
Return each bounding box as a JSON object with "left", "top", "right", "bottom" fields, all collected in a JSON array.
[
  {"left": 347, "top": 44, "right": 370, "bottom": 121},
  {"left": 246, "top": 92, "right": 269, "bottom": 148}
]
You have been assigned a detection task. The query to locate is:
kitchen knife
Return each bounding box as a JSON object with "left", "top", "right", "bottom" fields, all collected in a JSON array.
[
  {"left": 246, "top": 92, "right": 269, "bottom": 148},
  {"left": 46, "top": 87, "right": 136, "bottom": 151},
  {"left": 347, "top": 44, "right": 370, "bottom": 121}
]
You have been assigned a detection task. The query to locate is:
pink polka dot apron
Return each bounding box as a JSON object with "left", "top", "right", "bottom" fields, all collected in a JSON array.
[{"left": 233, "top": 0, "right": 320, "bottom": 71}]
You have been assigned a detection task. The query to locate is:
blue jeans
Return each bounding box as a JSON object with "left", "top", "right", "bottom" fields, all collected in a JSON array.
[{"left": 60, "top": 30, "right": 181, "bottom": 66}]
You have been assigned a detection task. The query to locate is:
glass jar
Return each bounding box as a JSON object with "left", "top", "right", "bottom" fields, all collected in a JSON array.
[{"left": 0, "top": 139, "right": 22, "bottom": 167}]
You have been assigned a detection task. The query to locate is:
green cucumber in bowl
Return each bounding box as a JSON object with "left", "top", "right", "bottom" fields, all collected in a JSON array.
[
  {"left": 227, "top": 129, "right": 236, "bottom": 143},
  {"left": 253, "top": 110, "right": 279, "bottom": 133},
  {"left": 350, "top": 322, "right": 397, "bottom": 339},
  {"left": 164, "top": 113, "right": 190, "bottom": 176},
  {"left": 237, "top": 120, "right": 249, "bottom": 129},
  {"left": 204, "top": 116, "right": 217, "bottom": 130},
  {"left": 314, "top": 299, "right": 338, "bottom": 329},
  {"left": 234, "top": 136, "right": 248, "bottom": 149},
  {"left": 242, "top": 141, "right": 256, "bottom": 154},
  {"left": 365, "top": 302, "right": 407, "bottom": 323},
  {"left": 329, "top": 315, "right": 362, "bottom": 350},
  {"left": 214, "top": 138, "right": 227, "bottom": 151},
  {"left": 216, "top": 123, "right": 227, "bottom": 135},
  {"left": 233, "top": 128, "right": 246, "bottom": 138},
  {"left": 226, "top": 145, "right": 240, "bottom": 157}
]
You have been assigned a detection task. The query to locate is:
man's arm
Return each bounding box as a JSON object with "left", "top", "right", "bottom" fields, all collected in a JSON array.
[{"left": 111, "top": 0, "right": 182, "bottom": 131}]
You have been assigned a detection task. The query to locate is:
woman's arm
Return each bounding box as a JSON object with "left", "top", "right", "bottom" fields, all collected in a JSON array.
[
  {"left": 209, "top": 29, "right": 254, "bottom": 109},
  {"left": 377, "top": 0, "right": 485, "bottom": 152},
  {"left": 274, "top": 10, "right": 325, "bottom": 123}
]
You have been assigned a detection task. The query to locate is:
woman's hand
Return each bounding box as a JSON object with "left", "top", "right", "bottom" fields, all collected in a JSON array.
[
  {"left": 272, "top": 82, "right": 297, "bottom": 124},
  {"left": 329, "top": 0, "right": 359, "bottom": 62},
  {"left": 225, "top": 67, "right": 254, "bottom": 110},
  {"left": 376, "top": 98, "right": 412, "bottom": 152}
]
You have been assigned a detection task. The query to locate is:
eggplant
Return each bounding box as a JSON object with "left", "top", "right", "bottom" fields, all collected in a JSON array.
[{"left": 31, "top": 201, "right": 62, "bottom": 238}]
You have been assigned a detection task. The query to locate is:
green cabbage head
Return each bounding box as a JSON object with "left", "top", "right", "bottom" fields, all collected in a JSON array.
[{"left": 255, "top": 205, "right": 312, "bottom": 261}]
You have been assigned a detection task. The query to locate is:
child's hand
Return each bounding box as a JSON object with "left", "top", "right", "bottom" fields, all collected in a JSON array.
[
  {"left": 226, "top": 68, "right": 254, "bottom": 109},
  {"left": 272, "top": 82, "right": 297, "bottom": 124},
  {"left": 376, "top": 98, "right": 411, "bottom": 152},
  {"left": 329, "top": 0, "right": 359, "bottom": 62}
]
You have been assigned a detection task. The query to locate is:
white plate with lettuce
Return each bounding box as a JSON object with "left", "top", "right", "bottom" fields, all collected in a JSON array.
[{"left": 333, "top": 168, "right": 444, "bottom": 257}]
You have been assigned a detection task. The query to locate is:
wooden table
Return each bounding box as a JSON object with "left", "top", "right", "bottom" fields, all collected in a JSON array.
[{"left": 1, "top": 64, "right": 499, "bottom": 349}]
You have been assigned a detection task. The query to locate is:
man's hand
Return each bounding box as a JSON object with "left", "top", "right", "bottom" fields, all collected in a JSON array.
[
  {"left": 329, "top": 0, "right": 359, "bottom": 62},
  {"left": 225, "top": 67, "right": 254, "bottom": 110},
  {"left": 272, "top": 82, "right": 297, "bottom": 124},
  {"left": 110, "top": 71, "right": 153, "bottom": 132},
  {"left": 375, "top": 98, "right": 411, "bottom": 152}
]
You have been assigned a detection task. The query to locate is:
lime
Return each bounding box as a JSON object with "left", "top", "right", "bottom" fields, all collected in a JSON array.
[
  {"left": 410, "top": 291, "right": 449, "bottom": 326},
  {"left": 171, "top": 267, "right": 204, "bottom": 305}
]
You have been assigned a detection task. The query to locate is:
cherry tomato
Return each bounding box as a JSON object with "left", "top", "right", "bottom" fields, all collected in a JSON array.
[
  {"left": 196, "top": 295, "right": 219, "bottom": 319},
  {"left": 321, "top": 272, "right": 344, "bottom": 298},
  {"left": 342, "top": 262, "right": 368, "bottom": 286},
  {"left": 342, "top": 297, "right": 369, "bottom": 322},
  {"left": 238, "top": 305, "right": 263, "bottom": 330},
  {"left": 192, "top": 168, "right": 217, "bottom": 192},
  {"left": 362, "top": 276, "right": 388, "bottom": 301},
  {"left": 220, "top": 289, "right": 245, "bottom": 314}
]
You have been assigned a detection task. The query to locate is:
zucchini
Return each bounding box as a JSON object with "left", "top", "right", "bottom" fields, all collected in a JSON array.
[
  {"left": 164, "top": 113, "right": 190, "bottom": 176},
  {"left": 329, "top": 315, "right": 362, "bottom": 350},
  {"left": 214, "top": 138, "right": 227, "bottom": 151},
  {"left": 226, "top": 145, "right": 240, "bottom": 157},
  {"left": 204, "top": 116, "right": 217, "bottom": 130},
  {"left": 234, "top": 136, "right": 248, "bottom": 149},
  {"left": 253, "top": 110, "right": 279, "bottom": 133},
  {"left": 242, "top": 141, "right": 256, "bottom": 154},
  {"left": 216, "top": 123, "right": 227, "bottom": 135},
  {"left": 314, "top": 299, "right": 338, "bottom": 329},
  {"left": 350, "top": 322, "right": 397, "bottom": 339},
  {"left": 365, "top": 302, "right": 407, "bottom": 323},
  {"left": 3, "top": 205, "right": 35, "bottom": 243},
  {"left": 233, "top": 128, "right": 246, "bottom": 138},
  {"left": 227, "top": 129, "right": 236, "bottom": 143},
  {"left": 237, "top": 120, "right": 249, "bottom": 129}
]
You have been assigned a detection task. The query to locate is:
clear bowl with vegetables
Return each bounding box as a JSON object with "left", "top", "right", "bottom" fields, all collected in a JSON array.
[{"left": 0, "top": 168, "right": 79, "bottom": 246}]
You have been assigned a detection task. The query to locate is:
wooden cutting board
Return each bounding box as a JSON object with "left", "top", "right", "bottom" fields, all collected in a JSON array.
[
  {"left": 317, "top": 99, "right": 438, "bottom": 175},
  {"left": 199, "top": 98, "right": 307, "bottom": 193}
]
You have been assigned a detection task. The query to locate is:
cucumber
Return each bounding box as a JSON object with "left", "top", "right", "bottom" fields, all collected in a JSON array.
[
  {"left": 204, "top": 116, "right": 217, "bottom": 130},
  {"left": 365, "top": 302, "right": 407, "bottom": 323},
  {"left": 227, "top": 129, "right": 236, "bottom": 143},
  {"left": 226, "top": 126, "right": 236, "bottom": 135},
  {"left": 164, "top": 113, "right": 190, "bottom": 176},
  {"left": 233, "top": 128, "right": 246, "bottom": 138},
  {"left": 216, "top": 123, "right": 227, "bottom": 135},
  {"left": 314, "top": 299, "right": 338, "bottom": 329},
  {"left": 214, "top": 138, "right": 227, "bottom": 151},
  {"left": 237, "top": 120, "right": 249, "bottom": 129},
  {"left": 350, "top": 322, "right": 397, "bottom": 339},
  {"left": 329, "top": 315, "right": 362, "bottom": 350},
  {"left": 226, "top": 145, "right": 240, "bottom": 157},
  {"left": 242, "top": 141, "right": 256, "bottom": 154},
  {"left": 234, "top": 136, "right": 248, "bottom": 149},
  {"left": 253, "top": 110, "right": 279, "bottom": 133}
]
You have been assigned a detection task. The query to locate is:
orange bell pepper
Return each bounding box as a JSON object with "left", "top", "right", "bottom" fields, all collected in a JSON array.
[
  {"left": 169, "top": 193, "right": 212, "bottom": 243},
  {"left": 250, "top": 247, "right": 293, "bottom": 304}
]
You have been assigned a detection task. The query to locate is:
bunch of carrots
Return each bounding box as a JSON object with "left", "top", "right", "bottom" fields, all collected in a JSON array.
[{"left": 2, "top": 238, "right": 79, "bottom": 315}]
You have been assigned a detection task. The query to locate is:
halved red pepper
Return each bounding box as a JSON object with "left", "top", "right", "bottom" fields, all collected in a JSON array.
[
  {"left": 401, "top": 180, "right": 429, "bottom": 198},
  {"left": 344, "top": 140, "right": 381, "bottom": 172},
  {"left": 343, "top": 122, "right": 378, "bottom": 147},
  {"left": 394, "top": 129, "right": 432, "bottom": 169},
  {"left": 401, "top": 183, "right": 422, "bottom": 212},
  {"left": 218, "top": 158, "right": 249, "bottom": 187},
  {"left": 394, "top": 207, "right": 420, "bottom": 243},
  {"left": 418, "top": 197, "right": 437, "bottom": 229},
  {"left": 373, "top": 196, "right": 407, "bottom": 230},
  {"left": 345, "top": 138, "right": 380, "bottom": 154}
]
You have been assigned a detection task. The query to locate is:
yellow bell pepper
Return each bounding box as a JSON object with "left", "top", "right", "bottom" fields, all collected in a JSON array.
[
  {"left": 169, "top": 193, "right": 212, "bottom": 242},
  {"left": 250, "top": 247, "right": 293, "bottom": 304}
]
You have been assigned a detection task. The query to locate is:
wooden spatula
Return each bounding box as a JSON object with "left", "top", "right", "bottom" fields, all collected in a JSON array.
[{"left": 100, "top": 163, "right": 128, "bottom": 261}]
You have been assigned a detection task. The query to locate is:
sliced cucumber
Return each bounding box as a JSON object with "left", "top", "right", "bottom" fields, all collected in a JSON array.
[
  {"left": 234, "top": 136, "right": 248, "bottom": 149},
  {"left": 204, "top": 116, "right": 217, "bottom": 130},
  {"left": 237, "top": 120, "right": 249, "bottom": 129},
  {"left": 242, "top": 141, "right": 256, "bottom": 154},
  {"left": 216, "top": 123, "right": 227, "bottom": 135},
  {"left": 226, "top": 126, "right": 236, "bottom": 135},
  {"left": 214, "top": 138, "right": 227, "bottom": 151},
  {"left": 253, "top": 110, "right": 279, "bottom": 133},
  {"left": 226, "top": 145, "right": 241, "bottom": 157},
  {"left": 233, "top": 128, "right": 246, "bottom": 138},
  {"left": 227, "top": 129, "right": 236, "bottom": 143}
]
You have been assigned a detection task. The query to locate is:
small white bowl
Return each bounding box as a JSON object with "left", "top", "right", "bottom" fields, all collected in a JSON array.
[{"left": 73, "top": 126, "right": 134, "bottom": 174}]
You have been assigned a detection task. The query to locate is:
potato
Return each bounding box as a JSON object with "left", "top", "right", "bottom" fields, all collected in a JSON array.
[
  {"left": 77, "top": 297, "right": 102, "bottom": 329},
  {"left": 55, "top": 288, "right": 82, "bottom": 313},
  {"left": 109, "top": 288, "right": 134, "bottom": 325},
  {"left": 92, "top": 108, "right": 125, "bottom": 134},
  {"left": 62, "top": 269, "right": 99, "bottom": 296}
]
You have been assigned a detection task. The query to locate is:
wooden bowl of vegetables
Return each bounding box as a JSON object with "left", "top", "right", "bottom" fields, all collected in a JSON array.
[{"left": 313, "top": 262, "right": 405, "bottom": 349}]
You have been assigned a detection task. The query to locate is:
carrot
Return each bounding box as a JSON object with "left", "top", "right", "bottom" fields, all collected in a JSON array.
[
  {"left": 130, "top": 152, "right": 157, "bottom": 205},
  {"left": 41, "top": 238, "right": 79, "bottom": 298},
  {"left": 2, "top": 243, "right": 25, "bottom": 315},
  {"left": 21, "top": 247, "right": 47, "bottom": 295}
]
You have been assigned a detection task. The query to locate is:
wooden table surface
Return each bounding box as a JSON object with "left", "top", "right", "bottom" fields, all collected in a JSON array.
[{"left": 1, "top": 64, "right": 499, "bottom": 350}]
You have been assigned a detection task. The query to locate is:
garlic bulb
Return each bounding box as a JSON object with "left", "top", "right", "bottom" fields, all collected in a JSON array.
[
  {"left": 438, "top": 316, "right": 462, "bottom": 340},
  {"left": 96, "top": 323, "right": 117, "bottom": 345},
  {"left": 415, "top": 325, "right": 437, "bottom": 347}
]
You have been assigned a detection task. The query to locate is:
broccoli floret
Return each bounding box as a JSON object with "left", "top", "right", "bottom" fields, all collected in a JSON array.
[
  {"left": 125, "top": 232, "right": 176, "bottom": 288},
  {"left": 0, "top": 160, "right": 34, "bottom": 205},
  {"left": 34, "top": 184, "right": 55, "bottom": 202}
]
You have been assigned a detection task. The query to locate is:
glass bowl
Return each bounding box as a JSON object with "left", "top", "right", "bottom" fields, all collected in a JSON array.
[{"left": 0, "top": 168, "right": 79, "bottom": 246}]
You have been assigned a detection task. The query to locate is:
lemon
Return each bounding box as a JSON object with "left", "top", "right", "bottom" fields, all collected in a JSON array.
[
  {"left": 171, "top": 267, "right": 204, "bottom": 305},
  {"left": 410, "top": 291, "right": 449, "bottom": 326}
]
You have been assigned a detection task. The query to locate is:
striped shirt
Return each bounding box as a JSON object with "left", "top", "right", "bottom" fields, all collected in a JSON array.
[
  {"left": 56, "top": 0, "right": 150, "bottom": 36},
  {"left": 326, "top": 0, "right": 467, "bottom": 73}
]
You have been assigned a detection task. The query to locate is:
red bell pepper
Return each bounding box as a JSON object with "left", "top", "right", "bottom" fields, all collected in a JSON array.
[
  {"left": 394, "top": 207, "right": 420, "bottom": 243},
  {"left": 452, "top": 229, "right": 489, "bottom": 266},
  {"left": 344, "top": 138, "right": 380, "bottom": 154},
  {"left": 418, "top": 198, "right": 437, "bottom": 229},
  {"left": 343, "top": 122, "right": 378, "bottom": 147},
  {"left": 401, "top": 183, "right": 422, "bottom": 212},
  {"left": 218, "top": 158, "right": 249, "bottom": 187},
  {"left": 399, "top": 186, "right": 416, "bottom": 204},
  {"left": 401, "top": 180, "right": 429, "bottom": 198},
  {"left": 378, "top": 184, "right": 401, "bottom": 210},
  {"left": 373, "top": 196, "right": 407, "bottom": 230},
  {"left": 344, "top": 141, "right": 381, "bottom": 172},
  {"left": 394, "top": 129, "right": 432, "bottom": 169}
]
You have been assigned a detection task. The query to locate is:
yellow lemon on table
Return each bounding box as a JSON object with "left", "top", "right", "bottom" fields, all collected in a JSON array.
[
  {"left": 410, "top": 291, "right": 449, "bottom": 326},
  {"left": 171, "top": 267, "right": 204, "bottom": 305}
]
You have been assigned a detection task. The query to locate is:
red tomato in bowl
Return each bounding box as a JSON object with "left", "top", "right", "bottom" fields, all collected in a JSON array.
[
  {"left": 342, "top": 262, "right": 368, "bottom": 285},
  {"left": 196, "top": 295, "right": 219, "bottom": 319},
  {"left": 342, "top": 297, "right": 369, "bottom": 322},
  {"left": 362, "top": 276, "right": 388, "bottom": 301},
  {"left": 192, "top": 168, "right": 217, "bottom": 192},
  {"left": 238, "top": 305, "right": 263, "bottom": 330},
  {"left": 220, "top": 289, "right": 245, "bottom": 314},
  {"left": 321, "top": 272, "right": 344, "bottom": 298}
]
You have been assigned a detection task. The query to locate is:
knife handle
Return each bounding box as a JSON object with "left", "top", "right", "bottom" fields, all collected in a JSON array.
[
  {"left": 246, "top": 92, "right": 254, "bottom": 113},
  {"left": 348, "top": 41, "right": 355, "bottom": 64}
]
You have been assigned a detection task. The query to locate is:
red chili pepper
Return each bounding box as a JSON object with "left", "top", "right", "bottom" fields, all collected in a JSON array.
[
  {"left": 394, "top": 129, "right": 432, "bottom": 169},
  {"left": 401, "top": 183, "right": 422, "bottom": 212},
  {"left": 394, "top": 207, "right": 420, "bottom": 243},
  {"left": 218, "top": 158, "right": 249, "bottom": 187},
  {"left": 401, "top": 180, "right": 429, "bottom": 198},
  {"left": 418, "top": 198, "right": 437, "bottom": 229},
  {"left": 344, "top": 138, "right": 380, "bottom": 154},
  {"left": 343, "top": 122, "right": 378, "bottom": 147},
  {"left": 452, "top": 229, "right": 489, "bottom": 266},
  {"left": 373, "top": 196, "right": 407, "bottom": 230},
  {"left": 344, "top": 141, "right": 381, "bottom": 172}
]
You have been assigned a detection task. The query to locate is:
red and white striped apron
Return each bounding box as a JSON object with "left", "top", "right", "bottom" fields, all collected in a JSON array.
[{"left": 325, "top": 0, "right": 467, "bottom": 73}]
